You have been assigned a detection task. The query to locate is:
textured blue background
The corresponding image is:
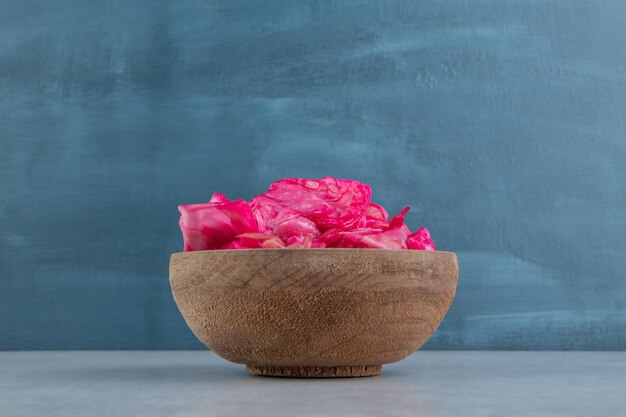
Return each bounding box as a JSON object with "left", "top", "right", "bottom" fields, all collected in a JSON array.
[{"left": 1, "top": 0, "right": 625, "bottom": 350}]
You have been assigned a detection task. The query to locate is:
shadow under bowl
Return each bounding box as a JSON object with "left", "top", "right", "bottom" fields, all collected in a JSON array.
[{"left": 170, "top": 249, "right": 458, "bottom": 377}]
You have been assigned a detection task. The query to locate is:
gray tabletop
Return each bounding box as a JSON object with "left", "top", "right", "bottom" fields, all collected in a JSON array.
[{"left": 2, "top": 351, "right": 625, "bottom": 417}]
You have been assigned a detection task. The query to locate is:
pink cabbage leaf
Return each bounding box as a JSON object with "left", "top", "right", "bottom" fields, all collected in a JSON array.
[
  {"left": 178, "top": 194, "right": 258, "bottom": 251},
  {"left": 178, "top": 178, "right": 437, "bottom": 251}
]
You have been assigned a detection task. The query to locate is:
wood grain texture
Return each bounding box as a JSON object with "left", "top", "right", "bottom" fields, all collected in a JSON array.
[
  {"left": 170, "top": 249, "right": 458, "bottom": 376},
  {"left": 246, "top": 364, "right": 382, "bottom": 378}
]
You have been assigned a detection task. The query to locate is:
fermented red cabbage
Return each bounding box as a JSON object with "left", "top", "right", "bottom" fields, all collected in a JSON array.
[
  {"left": 178, "top": 194, "right": 258, "bottom": 251},
  {"left": 406, "top": 227, "right": 437, "bottom": 251},
  {"left": 178, "top": 177, "right": 437, "bottom": 251},
  {"left": 250, "top": 177, "right": 371, "bottom": 232}
]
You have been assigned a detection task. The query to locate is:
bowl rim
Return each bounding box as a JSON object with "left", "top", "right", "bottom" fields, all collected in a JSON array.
[{"left": 171, "top": 248, "right": 456, "bottom": 255}]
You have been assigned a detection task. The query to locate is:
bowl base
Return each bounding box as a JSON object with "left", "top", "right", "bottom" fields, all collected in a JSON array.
[{"left": 246, "top": 364, "right": 382, "bottom": 378}]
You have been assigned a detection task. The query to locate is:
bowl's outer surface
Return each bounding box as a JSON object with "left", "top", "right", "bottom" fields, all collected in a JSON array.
[{"left": 170, "top": 249, "right": 458, "bottom": 369}]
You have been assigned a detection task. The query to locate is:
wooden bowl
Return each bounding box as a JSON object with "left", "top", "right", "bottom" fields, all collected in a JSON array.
[{"left": 170, "top": 249, "right": 458, "bottom": 377}]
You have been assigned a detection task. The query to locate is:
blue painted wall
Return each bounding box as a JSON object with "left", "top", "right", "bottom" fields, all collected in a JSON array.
[{"left": 1, "top": 0, "right": 625, "bottom": 350}]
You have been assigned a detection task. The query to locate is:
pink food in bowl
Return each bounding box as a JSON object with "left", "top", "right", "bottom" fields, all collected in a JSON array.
[{"left": 178, "top": 177, "right": 437, "bottom": 251}]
